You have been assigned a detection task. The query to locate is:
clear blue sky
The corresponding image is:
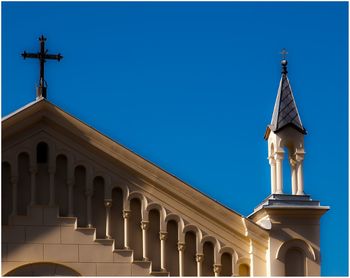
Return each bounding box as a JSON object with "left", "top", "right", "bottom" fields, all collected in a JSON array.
[{"left": 2, "top": 2, "right": 348, "bottom": 276}]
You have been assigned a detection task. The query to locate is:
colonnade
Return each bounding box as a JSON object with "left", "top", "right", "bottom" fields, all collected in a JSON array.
[
  {"left": 2, "top": 141, "right": 251, "bottom": 276},
  {"left": 269, "top": 148, "right": 305, "bottom": 195}
]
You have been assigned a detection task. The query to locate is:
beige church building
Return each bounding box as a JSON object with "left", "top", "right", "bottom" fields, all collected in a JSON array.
[{"left": 2, "top": 54, "right": 328, "bottom": 276}]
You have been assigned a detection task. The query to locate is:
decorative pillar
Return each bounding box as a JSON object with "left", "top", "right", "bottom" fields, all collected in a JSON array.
[
  {"left": 48, "top": 167, "right": 56, "bottom": 206},
  {"left": 11, "top": 176, "right": 18, "bottom": 216},
  {"left": 123, "top": 210, "right": 131, "bottom": 249},
  {"left": 296, "top": 153, "right": 305, "bottom": 195},
  {"left": 268, "top": 157, "right": 276, "bottom": 194},
  {"left": 29, "top": 166, "right": 37, "bottom": 206},
  {"left": 213, "top": 264, "right": 222, "bottom": 277},
  {"left": 160, "top": 232, "right": 168, "bottom": 272},
  {"left": 67, "top": 178, "right": 74, "bottom": 217},
  {"left": 141, "top": 220, "right": 149, "bottom": 261},
  {"left": 196, "top": 253, "right": 204, "bottom": 276},
  {"left": 289, "top": 158, "right": 298, "bottom": 195},
  {"left": 274, "top": 152, "right": 284, "bottom": 194},
  {"left": 178, "top": 242, "right": 185, "bottom": 276},
  {"left": 86, "top": 188, "right": 93, "bottom": 228},
  {"left": 105, "top": 199, "right": 112, "bottom": 239}
]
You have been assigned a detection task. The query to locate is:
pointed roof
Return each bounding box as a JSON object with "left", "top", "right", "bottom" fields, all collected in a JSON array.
[{"left": 265, "top": 59, "right": 306, "bottom": 139}]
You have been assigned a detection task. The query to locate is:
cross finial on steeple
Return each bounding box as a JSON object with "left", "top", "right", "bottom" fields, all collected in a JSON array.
[
  {"left": 21, "top": 35, "right": 63, "bottom": 99},
  {"left": 280, "top": 48, "right": 288, "bottom": 75}
]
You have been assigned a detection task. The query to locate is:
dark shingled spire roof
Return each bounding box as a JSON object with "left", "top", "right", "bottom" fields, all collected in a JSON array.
[{"left": 265, "top": 59, "right": 306, "bottom": 139}]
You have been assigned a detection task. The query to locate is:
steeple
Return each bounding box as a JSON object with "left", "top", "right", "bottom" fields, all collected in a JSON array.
[
  {"left": 265, "top": 53, "right": 306, "bottom": 139},
  {"left": 265, "top": 50, "right": 306, "bottom": 195}
]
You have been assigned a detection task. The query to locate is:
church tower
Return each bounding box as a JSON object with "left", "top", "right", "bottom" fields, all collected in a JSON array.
[{"left": 249, "top": 52, "right": 329, "bottom": 276}]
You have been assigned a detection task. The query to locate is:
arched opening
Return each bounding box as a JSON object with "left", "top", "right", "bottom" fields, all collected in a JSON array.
[
  {"left": 285, "top": 248, "right": 305, "bottom": 276},
  {"left": 238, "top": 264, "right": 250, "bottom": 276},
  {"left": 110, "top": 187, "right": 124, "bottom": 249},
  {"left": 73, "top": 166, "right": 87, "bottom": 227},
  {"left": 36, "top": 142, "right": 49, "bottom": 205},
  {"left": 184, "top": 231, "right": 197, "bottom": 276},
  {"left": 129, "top": 198, "right": 143, "bottom": 260},
  {"left": 17, "top": 153, "right": 30, "bottom": 215},
  {"left": 166, "top": 220, "right": 179, "bottom": 276},
  {"left": 92, "top": 176, "right": 106, "bottom": 238},
  {"left": 55, "top": 155, "right": 68, "bottom": 216},
  {"left": 202, "top": 241, "right": 215, "bottom": 276},
  {"left": 221, "top": 252, "right": 232, "bottom": 276},
  {"left": 2, "top": 162, "right": 12, "bottom": 225},
  {"left": 148, "top": 209, "right": 161, "bottom": 271},
  {"left": 5, "top": 262, "right": 80, "bottom": 276}
]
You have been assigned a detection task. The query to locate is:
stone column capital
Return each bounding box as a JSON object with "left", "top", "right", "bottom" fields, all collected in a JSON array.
[
  {"left": 295, "top": 153, "right": 305, "bottom": 162},
  {"left": 196, "top": 253, "right": 204, "bottom": 262},
  {"left": 268, "top": 157, "right": 276, "bottom": 165},
  {"left": 177, "top": 242, "right": 186, "bottom": 252},
  {"left": 213, "top": 264, "right": 222, "bottom": 274},
  {"left": 159, "top": 231, "right": 168, "bottom": 241},
  {"left": 274, "top": 152, "right": 284, "bottom": 160},
  {"left": 140, "top": 220, "right": 149, "bottom": 230},
  {"left": 289, "top": 158, "right": 297, "bottom": 167},
  {"left": 123, "top": 210, "right": 131, "bottom": 219}
]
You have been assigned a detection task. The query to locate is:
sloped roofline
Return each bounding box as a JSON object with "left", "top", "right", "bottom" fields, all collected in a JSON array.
[{"left": 2, "top": 98, "right": 268, "bottom": 237}]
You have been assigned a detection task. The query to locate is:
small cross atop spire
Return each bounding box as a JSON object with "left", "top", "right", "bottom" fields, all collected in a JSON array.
[
  {"left": 22, "top": 35, "right": 63, "bottom": 99},
  {"left": 280, "top": 48, "right": 288, "bottom": 75}
]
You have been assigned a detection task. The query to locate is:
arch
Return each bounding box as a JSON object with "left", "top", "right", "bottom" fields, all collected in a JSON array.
[
  {"left": 55, "top": 154, "right": 68, "bottom": 216},
  {"left": 111, "top": 183, "right": 129, "bottom": 206},
  {"left": 55, "top": 148, "right": 74, "bottom": 180},
  {"left": 17, "top": 152, "right": 31, "bottom": 215},
  {"left": 36, "top": 142, "right": 49, "bottom": 164},
  {"left": 145, "top": 202, "right": 167, "bottom": 231},
  {"left": 165, "top": 213, "right": 185, "bottom": 241},
  {"left": 4, "top": 262, "right": 81, "bottom": 276},
  {"left": 148, "top": 209, "right": 161, "bottom": 271},
  {"left": 236, "top": 257, "right": 250, "bottom": 277},
  {"left": 182, "top": 224, "right": 202, "bottom": 251},
  {"left": 74, "top": 165, "right": 87, "bottom": 227},
  {"left": 92, "top": 176, "right": 106, "bottom": 238},
  {"left": 110, "top": 187, "right": 124, "bottom": 249},
  {"left": 93, "top": 170, "right": 111, "bottom": 197},
  {"left": 276, "top": 239, "right": 316, "bottom": 262},
  {"left": 165, "top": 219, "right": 179, "bottom": 276},
  {"left": 129, "top": 197, "right": 143, "bottom": 260},
  {"left": 184, "top": 230, "right": 197, "bottom": 276},
  {"left": 126, "top": 191, "right": 148, "bottom": 219},
  {"left": 218, "top": 246, "right": 238, "bottom": 276},
  {"left": 36, "top": 142, "right": 50, "bottom": 205},
  {"left": 202, "top": 241, "right": 215, "bottom": 276},
  {"left": 200, "top": 235, "right": 221, "bottom": 263}
]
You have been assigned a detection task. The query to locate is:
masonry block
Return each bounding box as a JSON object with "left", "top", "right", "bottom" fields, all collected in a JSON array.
[
  {"left": 43, "top": 206, "right": 60, "bottom": 226},
  {"left": 2, "top": 226, "right": 25, "bottom": 243},
  {"left": 113, "top": 249, "right": 133, "bottom": 263},
  {"left": 61, "top": 226, "right": 95, "bottom": 244},
  {"left": 96, "top": 263, "right": 132, "bottom": 276},
  {"left": 64, "top": 262, "right": 97, "bottom": 276},
  {"left": 25, "top": 226, "right": 60, "bottom": 243},
  {"left": 7, "top": 243, "right": 43, "bottom": 261},
  {"left": 44, "top": 244, "right": 78, "bottom": 262},
  {"left": 132, "top": 261, "right": 151, "bottom": 276},
  {"left": 79, "top": 245, "right": 113, "bottom": 262}
]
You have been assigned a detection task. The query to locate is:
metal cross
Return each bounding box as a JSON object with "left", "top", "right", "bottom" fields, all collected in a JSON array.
[
  {"left": 280, "top": 48, "right": 288, "bottom": 60},
  {"left": 22, "top": 35, "right": 63, "bottom": 99}
]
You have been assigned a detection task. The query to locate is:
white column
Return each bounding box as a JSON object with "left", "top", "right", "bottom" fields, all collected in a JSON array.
[
  {"left": 160, "top": 232, "right": 167, "bottom": 272},
  {"left": 29, "top": 166, "right": 37, "bottom": 206},
  {"left": 123, "top": 210, "right": 131, "bottom": 249},
  {"left": 48, "top": 167, "right": 55, "bottom": 206},
  {"left": 178, "top": 242, "right": 185, "bottom": 276},
  {"left": 296, "top": 154, "right": 305, "bottom": 195},
  {"left": 196, "top": 253, "right": 204, "bottom": 276},
  {"left": 269, "top": 157, "right": 276, "bottom": 194},
  {"left": 86, "top": 188, "right": 93, "bottom": 228},
  {"left": 141, "top": 220, "right": 149, "bottom": 261},
  {"left": 289, "top": 158, "right": 298, "bottom": 195},
  {"left": 67, "top": 179, "right": 74, "bottom": 217},
  {"left": 105, "top": 200, "right": 112, "bottom": 239},
  {"left": 213, "top": 264, "right": 222, "bottom": 277},
  {"left": 274, "top": 152, "right": 284, "bottom": 194},
  {"left": 11, "top": 176, "right": 18, "bottom": 216}
]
